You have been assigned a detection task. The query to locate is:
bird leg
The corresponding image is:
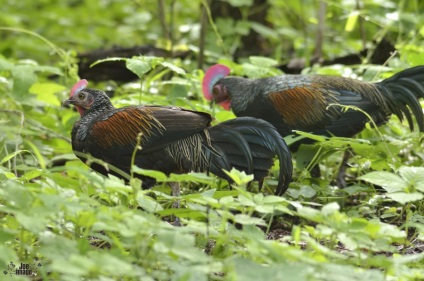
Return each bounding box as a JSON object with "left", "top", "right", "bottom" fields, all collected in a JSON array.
[
  {"left": 169, "top": 181, "right": 181, "bottom": 226},
  {"left": 336, "top": 148, "right": 352, "bottom": 188}
]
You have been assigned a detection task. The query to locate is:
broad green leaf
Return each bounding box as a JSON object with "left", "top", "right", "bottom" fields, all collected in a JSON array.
[
  {"left": 358, "top": 172, "right": 406, "bottom": 192},
  {"left": 168, "top": 172, "right": 214, "bottom": 184},
  {"left": 2, "top": 181, "right": 34, "bottom": 210},
  {"left": 160, "top": 61, "right": 186, "bottom": 75},
  {"left": 398, "top": 166, "right": 424, "bottom": 192},
  {"left": 0, "top": 228, "right": 15, "bottom": 243},
  {"left": 0, "top": 168, "right": 16, "bottom": 179},
  {"left": 20, "top": 169, "right": 42, "bottom": 181},
  {"left": 132, "top": 166, "right": 167, "bottom": 181},
  {"left": 0, "top": 57, "right": 13, "bottom": 70},
  {"left": 137, "top": 193, "right": 164, "bottom": 213},
  {"left": 223, "top": 168, "right": 254, "bottom": 186},
  {"left": 345, "top": 10, "right": 359, "bottom": 32},
  {"left": 11, "top": 65, "right": 37, "bottom": 99},
  {"left": 234, "top": 20, "right": 251, "bottom": 36},
  {"left": 233, "top": 214, "right": 266, "bottom": 226},
  {"left": 386, "top": 192, "right": 424, "bottom": 204},
  {"left": 231, "top": 257, "right": 309, "bottom": 281},
  {"left": 0, "top": 150, "right": 31, "bottom": 165},
  {"left": 250, "top": 23, "right": 279, "bottom": 40},
  {"left": 126, "top": 57, "right": 152, "bottom": 78},
  {"left": 249, "top": 56, "right": 278, "bottom": 67},
  {"left": 24, "top": 140, "right": 46, "bottom": 169},
  {"left": 0, "top": 245, "right": 19, "bottom": 266},
  {"left": 29, "top": 82, "right": 65, "bottom": 106},
  {"left": 322, "top": 202, "right": 340, "bottom": 216},
  {"left": 286, "top": 184, "right": 317, "bottom": 199},
  {"left": 88, "top": 252, "right": 137, "bottom": 276},
  {"left": 15, "top": 213, "right": 46, "bottom": 233}
]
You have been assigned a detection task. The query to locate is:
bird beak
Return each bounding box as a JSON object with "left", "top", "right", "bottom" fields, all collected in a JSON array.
[{"left": 62, "top": 98, "right": 74, "bottom": 107}]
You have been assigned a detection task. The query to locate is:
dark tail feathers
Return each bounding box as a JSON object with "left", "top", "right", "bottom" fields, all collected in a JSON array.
[
  {"left": 207, "top": 117, "right": 292, "bottom": 196},
  {"left": 379, "top": 65, "right": 424, "bottom": 132}
]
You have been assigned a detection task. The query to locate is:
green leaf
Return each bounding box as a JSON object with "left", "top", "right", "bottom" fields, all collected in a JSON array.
[
  {"left": 90, "top": 252, "right": 136, "bottom": 276},
  {"left": 398, "top": 166, "right": 424, "bottom": 192},
  {"left": 386, "top": 192, "right": 424, "bottom": 204},
  {"left": 227, "top": 0, "right": 253, "bottom": 7},
  {"left": 294, "top": 131, "right": 329, "bottom": 142},
  {"left": 29, "top": 82, "right": 65, "bottom": 106},
  {"left": 20, "top": 169, "right": 42, "bottom": 181},
  {"left": 24, "top": 140, "right": 46, "bottom": 169},
  {"left": 250, "top": 22, "right": 279, "bottom": 40},
  {"left": 90, "top": 57, "right": 126, "bottom": 67},
  {"left": 0, "top": 245, "right": 19, "bottom": 266},
  {"left": 345, "top": 10, "right": 359, "bottom": 32},
  {"left": 0, "top": 228, "right": 16, "bottom": 243},
  {"left": 0, "top": 150, "right": 31, "bottom": 164},
  {"left": 132, "top": 166, "right": 168, "bottom": 181},
  {"left": 126, "top": 57, "right": 152, "bottom": 78},
  {"left": 137, "top": 193, "right": 164, "bottom": 213},
  {"left": 223, "top": 168, "right": 254, "bottom": 186},
  {"left": 15, "top": 213, "right": 46, "bottom": 233},
  {"left": 231, "top": 257, "right": 309, "bottom": 281},
  {"left": 160, "top": 61, "right": 186, "bottom": 75},
  {"left": 321, "top": 202, "right": 340, "bottom": 216},
  {"left": 249, "top": 56, "right": 278, "bottom": 67},
  {"left": 168, "top": 172, "right": 214, "bottom": 184},
  {"left": 0, "top": 168, "right": 16, "bottom": 179},
  {"left": 358, "top": 172, "right": 406, "bottom": 192},
  {"left": 233, "top": 214, "right": 266, "bottom": 226},
  {"left": 11, "top": 65, "right": 37, "bottom": 99}
]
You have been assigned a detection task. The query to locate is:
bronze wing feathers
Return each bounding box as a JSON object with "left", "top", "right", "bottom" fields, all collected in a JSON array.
[{"left": 88, "top": 106, "right": 212, "bottom": 153}]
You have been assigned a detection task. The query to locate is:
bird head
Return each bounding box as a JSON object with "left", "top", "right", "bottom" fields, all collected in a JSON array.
[
  {"left": 202, "top": 64, "right": 231, "bottom": 110},
  {"left": 63, "top": 79, "right": 111, "bottom": 117}
]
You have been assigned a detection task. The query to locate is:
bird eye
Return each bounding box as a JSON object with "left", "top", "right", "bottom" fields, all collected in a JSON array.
[
  {"left": 212, "top": 88, "right": 219, "bottom": 96},
  {"left": 78, "top": 92, "right": 85, "bottom": 100}
]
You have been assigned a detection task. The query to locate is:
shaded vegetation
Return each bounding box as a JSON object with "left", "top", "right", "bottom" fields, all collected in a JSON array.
[{"left": 0, "top": 0, "right": 424, "bottom": 280}]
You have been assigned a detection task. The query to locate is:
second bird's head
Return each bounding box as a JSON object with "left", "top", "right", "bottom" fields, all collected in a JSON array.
[
  {"left": 202, "top": 64, "right": 232, "bottom": 110},
  {"left": 63, "top": 79, "right": 111, "bottom": 116}
]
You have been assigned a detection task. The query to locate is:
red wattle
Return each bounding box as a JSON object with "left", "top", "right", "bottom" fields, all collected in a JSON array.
[{"left": 220, "top": 100, "right": 231, "bottom": 110}]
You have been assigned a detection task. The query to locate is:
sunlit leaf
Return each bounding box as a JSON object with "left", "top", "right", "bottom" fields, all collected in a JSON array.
[
  {"left": 358, "top": 172, "right": 406, "bottom": 192},
  {"left": 126, "top": 57, "right": 152, "bottom": 78},
  {"left": 0, "top": 150, "right": 31, "bottom": 165},
  {"left": 132, "top": 166, "right": 167, "bottom": 181},
  {"left": 137, "top": 193, "right": 164, "bottom": 213},
  {"left": 386, "top": 192, "right": 424, "bottom": 204},
  {"left": 398, "top": 166, "right": 424, "bottom": 192},
  {"left": 160, "top": 61, "right": 186, "bottom": 75},
  {"left": 345, "top": 10, "right": 359, "bottom": 32},
  {"left": 29, "top": 82, "right": 65, "bottom": 106}
]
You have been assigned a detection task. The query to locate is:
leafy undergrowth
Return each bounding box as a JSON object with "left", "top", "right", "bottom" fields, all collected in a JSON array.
[
  {"left": 1, "top": 0, "right": 424, "bottom": 275},
  {"left": 0, "top": 54, "right": 423, "bottom": 281}
]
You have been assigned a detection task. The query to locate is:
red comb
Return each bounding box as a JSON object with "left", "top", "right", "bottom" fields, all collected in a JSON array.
[
  {"left": 70, "top": 79, "right": 88, "bottom": 97},
  {"left": 202, "top": 64, "right": 230, "bottom": 101}
]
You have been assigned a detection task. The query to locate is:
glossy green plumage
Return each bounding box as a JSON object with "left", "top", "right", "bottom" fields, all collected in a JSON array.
[
  {"left": 214, "top": 66, "right": 424, "bottom": 146},
  {"left": 67, "top": 88, "right": 293, "bottom": 195}
]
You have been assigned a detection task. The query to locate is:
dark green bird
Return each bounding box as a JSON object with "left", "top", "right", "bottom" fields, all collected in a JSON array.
[
  {"left": 203, "top": 64, "right": 424, "bottom": 185},
  {"left": 63, "top": 80, "right": 293, "bottom": 196}
]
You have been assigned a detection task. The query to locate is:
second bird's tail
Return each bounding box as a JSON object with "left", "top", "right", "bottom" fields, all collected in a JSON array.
[
  {"left": 379, "top": 65, "right": 424, "bottom": 132},
  {"left": 206, "top": 117, "right": 292, "bottom": 196}
]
